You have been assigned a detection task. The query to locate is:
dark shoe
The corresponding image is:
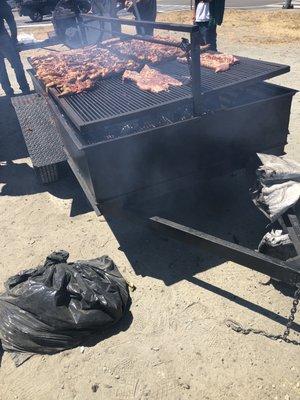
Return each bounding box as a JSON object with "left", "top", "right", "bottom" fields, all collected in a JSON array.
[
  {"left": 21, "top": 87, "right": 31, "bottom": 95},
  {"left": 5, "top": 89, "right": 14, "bottom": 97}
]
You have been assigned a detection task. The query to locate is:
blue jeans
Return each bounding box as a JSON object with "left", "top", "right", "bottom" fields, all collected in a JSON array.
[
  {"left": 0, "top": 33, "right": 29, "bottom": 95},
  {"left": 195, "top": 21, "right": 217, "bottom": 52}
]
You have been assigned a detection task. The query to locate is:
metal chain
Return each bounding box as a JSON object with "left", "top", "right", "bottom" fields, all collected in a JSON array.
[{"left": 225, "top": 284, "right": 300, "bottom": 346}]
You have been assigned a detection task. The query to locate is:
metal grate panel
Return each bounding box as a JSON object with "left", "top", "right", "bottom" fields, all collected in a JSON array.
[{"left": 11, "top": 94, "right": 66, "bottom": 167}]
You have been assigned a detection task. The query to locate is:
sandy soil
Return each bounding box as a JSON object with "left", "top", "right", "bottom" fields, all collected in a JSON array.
[
  {"left": 159, "top": 9, "right": 300, "bottom": 45},
  {"left": 23, "top": 9, "right": 300, "bottom": 44},
  {"left": 0, "top": 10, "right": 300, "bottom": 400}
]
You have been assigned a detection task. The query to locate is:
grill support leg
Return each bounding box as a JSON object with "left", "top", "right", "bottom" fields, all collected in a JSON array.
[{"left": 35, "top": 164, "right": 59, "bottom": 185}]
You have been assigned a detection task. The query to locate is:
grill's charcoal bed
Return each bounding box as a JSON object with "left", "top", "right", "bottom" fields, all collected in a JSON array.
[{"left": 34, "top": 56, "right": 289, "bottom": 135}]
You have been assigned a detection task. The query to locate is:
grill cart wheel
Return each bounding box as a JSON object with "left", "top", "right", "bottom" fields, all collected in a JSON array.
[
  {"left": 35, "top": 164, "right": 59, "bottom": 185},
  {"left": 53, "top": 0, "right": 102, "bottom": 48},
  {"left": 282, "top": 0, "right": 294, "bottom": 8}
]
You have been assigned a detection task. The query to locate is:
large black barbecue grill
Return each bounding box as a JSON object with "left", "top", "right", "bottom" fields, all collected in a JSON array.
[
  {"left": 27, "top": 16, "right": 296, "bottom": 203},
  {"left": 14, "top": 15, "right": 300, "bottom": 290},
  {"left": 42, "top": 56, "right": 290, "bottom": 139}
]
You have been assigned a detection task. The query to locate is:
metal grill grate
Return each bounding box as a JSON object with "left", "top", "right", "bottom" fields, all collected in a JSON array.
[
  {"left": 54, "top": 73, "right": 191, "bottom": 121},
  {"left": 200, "top": 56, "right": 289, "bottom": 94},
  {"left": 45, "top": 56, "right": 289, "bottom": 134}
]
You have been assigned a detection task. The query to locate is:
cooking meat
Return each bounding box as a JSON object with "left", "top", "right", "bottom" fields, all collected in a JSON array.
[
  {"left": 177, "top": 52, "right": 239, "bottom": 73},
  {"left": 200, "top": 53, "right": 239, "bottom": 72},
  {"left": 31, "top": 37, "right": 185, "bottom": 96},
  {"left": 123, "top": 65, "right": 182, "bottom": 93}
]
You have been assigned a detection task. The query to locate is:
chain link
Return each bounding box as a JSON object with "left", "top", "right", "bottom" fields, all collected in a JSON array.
[{"left": 225, "top": 284, "right": 300, "bottom": 346}]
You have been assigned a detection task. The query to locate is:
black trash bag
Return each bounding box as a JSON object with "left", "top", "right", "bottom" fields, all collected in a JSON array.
[{"left": 0, "top": 251, "right": 129, "bottom": 359}]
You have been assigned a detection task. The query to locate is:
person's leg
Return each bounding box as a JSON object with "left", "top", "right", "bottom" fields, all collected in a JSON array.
[
  {"left": 208, "top": 23, "right": 217, "bottom": 52},
  {"left": 134, "top": 7, "right": 147, "bottom": 35},
  {"left": 9, "top": 51, "right": 30, "bottom": 93},
  {"left": 142, "top": 10, "right": 156, "bottom": 36},
  {"left": 0, "top": 53, "right": 14, "bottom": 96},
  {"left": 2, "top": 38, "right": 30, "bottom": 93},
  {"left": 110, "top": 0, "right": 121, "bottom": 33},
  {"left": 144, "top": 22, "right": 154, "bottom": 36},
  {"left": 196, "top": 22, "right": 209, "bottom": 46}
]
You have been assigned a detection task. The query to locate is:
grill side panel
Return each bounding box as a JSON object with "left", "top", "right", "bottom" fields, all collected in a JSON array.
[{"left": 79, "top": 84, "right": 295, "bottom": 204}]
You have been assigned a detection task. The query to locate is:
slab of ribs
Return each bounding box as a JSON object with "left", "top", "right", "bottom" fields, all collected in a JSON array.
[{"left": 31, "top": 37, "right": 239, "bottom": 96}]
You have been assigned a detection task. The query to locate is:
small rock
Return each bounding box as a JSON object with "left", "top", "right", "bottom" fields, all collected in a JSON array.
[
  {"left": 284, "top": 395, "right": 290, "bottom": 400},
  {"left": 115, "top": 375, "right": 120, "bottom": 380},
  {"left": 296, "top": 382, "right": 300, "bottom": 388},
  {"left": 80, "top": 346, "right": 85, "bottom": 354},
  {"left": 272, "top": 385, "right": 276, "bottom": 389},
  {"left": 91, "top": 384, "right": 99, "bottom": 393},
  {"left": 151, "top": 347, "right": 160, "bottom": 352},
  {"left": 258, "top": 385, "right": 263, "bottom": 390},
  {"left": 290, "top": 366, "right": 296, "bottom": 371},
  {"left": 103, "top": 366, "right": 107, "bottom": 372},
  {"left": 181, "top": 383, "right": 190, "bottom": 390},
  {"left": 61, "top": 385, "right": 65, "bottom": 390},
  {"left": 127, "top": 281, "right": 136, "bottom": 292},
  {"left": 104, "top": 384, "right": 112, "bottom": 389}
]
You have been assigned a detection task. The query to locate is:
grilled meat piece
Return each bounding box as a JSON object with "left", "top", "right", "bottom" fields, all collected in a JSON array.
[
  {"left": 201, "top": 53, "right": 239, "bottom": 73},
  {"left": 177, "top": 52, "right": 239, "bottom": 73},
  {"left": 123, "top": 65, "right": 182, "bottom": 93}
]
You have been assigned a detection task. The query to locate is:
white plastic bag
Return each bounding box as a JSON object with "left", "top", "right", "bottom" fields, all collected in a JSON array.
[{"left": 253, "top": 154, "right": 300, "bottom": 222}]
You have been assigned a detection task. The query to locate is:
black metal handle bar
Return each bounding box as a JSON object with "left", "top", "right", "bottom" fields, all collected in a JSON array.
[
  {"left": 150, "top": 216, "right": 300, "bottom": 286},
  {"left": 81, "top": 13, "right": 199, "bottom": 33},
  {"left": 83, "top": 23, "right": 186, "bottom": 48}
]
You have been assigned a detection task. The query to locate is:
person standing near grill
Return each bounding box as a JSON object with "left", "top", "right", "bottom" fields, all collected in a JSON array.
[
  {"left": 125, "top": 0, "right": 157, "bottom": 36},
  {"left": 193, "top": 0, "right": 225, "bottom": 52},
  {"left": 0, "top": 0, "right": 30, "bottom": 96}
]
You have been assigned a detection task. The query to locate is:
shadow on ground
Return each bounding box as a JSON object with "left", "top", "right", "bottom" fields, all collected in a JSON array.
[
  {"left": 1, "top": 95, "right": 299, "bottom": 334},
  {"left": 0, "top": 96, "right": 91, "bottom": 216},
  {"left": 102, "top": 175, "right": 300, "bottom": 333}
]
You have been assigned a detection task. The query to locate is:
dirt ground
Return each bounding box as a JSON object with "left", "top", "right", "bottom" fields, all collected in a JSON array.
[{"left": 0, "top": 10, "right": 300, "bottom": 400}]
